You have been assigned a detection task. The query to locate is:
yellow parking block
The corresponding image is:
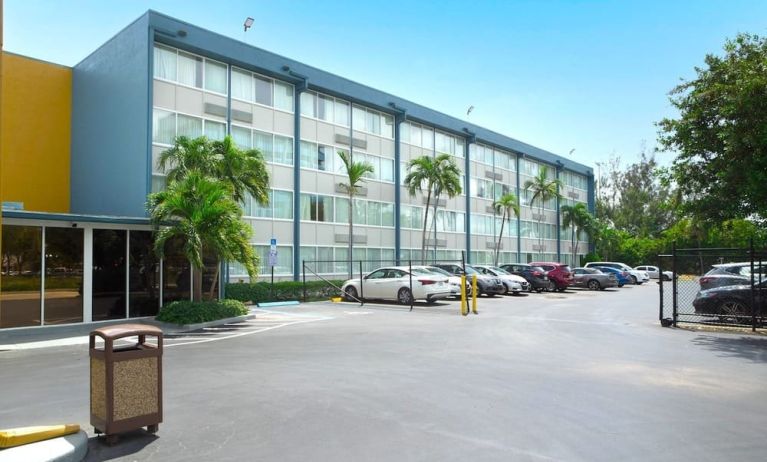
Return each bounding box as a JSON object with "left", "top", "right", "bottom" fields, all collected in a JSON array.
[{"left": 0, "top": 424, "right": 80, "bottom": 449}]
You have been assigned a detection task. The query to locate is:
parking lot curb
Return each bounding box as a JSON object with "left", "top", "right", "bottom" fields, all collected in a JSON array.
[
  {"left": 146, "top": 314, "right": 256, "bottom": 333},
  {"left": 0, "top": 430, "right": 87, "bottom": 462}
]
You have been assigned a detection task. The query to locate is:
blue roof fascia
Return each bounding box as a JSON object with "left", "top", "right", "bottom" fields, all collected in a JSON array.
[
  {"left": 2, "top": 210, "right": 151, "bottom": 226},
  {"left": 145, "top": 10, "right": 592, "bottom": 177}
]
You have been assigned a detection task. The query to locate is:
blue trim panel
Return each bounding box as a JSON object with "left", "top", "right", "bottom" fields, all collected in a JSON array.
[
  {"left": 464, "top": 138, "right": 472, "bottom": 263},
  {"left": 394, "top": 116, "right": 403, "bottom": 265},
  {"left": 292, "top": 88, "right": 302, "bottom": 281},
  {"left": 587, "top": 172, "right": 596, "bottom": 253},
  {"left": 555, "top": 166, "right": 562, "bottom": 262},
  {"left": 2, "top": 210, "right": 151, "bottom": 225},
  {"left": 71, "top": 13, "right": 151, "bottom": 217},
  {"left": 516, "top": 155, "right": 521, "bottom": 263}
]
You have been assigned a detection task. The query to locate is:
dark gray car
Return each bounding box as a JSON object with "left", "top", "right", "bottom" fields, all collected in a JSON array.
[{"left": 572, "top": 267, "right": 618, "bottom": 290}]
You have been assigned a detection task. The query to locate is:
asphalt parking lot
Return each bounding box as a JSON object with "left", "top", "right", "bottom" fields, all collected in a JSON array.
[{"left": 1, "top": 283, "right": 766, "bottom": 461}]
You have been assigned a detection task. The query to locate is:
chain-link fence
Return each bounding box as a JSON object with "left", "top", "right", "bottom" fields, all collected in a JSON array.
[{"left": 659, "top": 243, "right": 767, "bottom": 331}]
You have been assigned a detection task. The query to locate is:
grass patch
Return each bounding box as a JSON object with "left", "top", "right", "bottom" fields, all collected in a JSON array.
[{"left": 156, "top": 299, "right": 249, "bottom": 325}]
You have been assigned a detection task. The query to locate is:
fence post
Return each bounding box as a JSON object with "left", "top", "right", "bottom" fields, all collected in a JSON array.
[
  {"left": 359, "top": 260, "right": 364, "bottom": 306},
  {"left": 751, "top": 238, "right": 756, "bottom": 332},
  {"left": 658, "top": 262, "right": 664, "bottom": 323},
  {"left": 409, "top": 260, "right": 414, "bottom": 312},
  {"left": 672, "top": 241, "right": 678, "bottom": 327},
  {"left": 302, "top": 260, "right": 306, "bottom": 302}
]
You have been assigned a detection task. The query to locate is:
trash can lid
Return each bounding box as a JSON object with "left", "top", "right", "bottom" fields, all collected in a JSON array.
[{"left": 90, "top": 324, "right": 163, "bottom": 341}]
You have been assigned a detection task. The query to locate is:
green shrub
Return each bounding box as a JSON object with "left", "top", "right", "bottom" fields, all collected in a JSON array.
[
  {"left": 225, "top": 280, "right": 346, "bottom": 303},
  {"left": 156, "top": 299, "right": 248, "bottom": 325}
]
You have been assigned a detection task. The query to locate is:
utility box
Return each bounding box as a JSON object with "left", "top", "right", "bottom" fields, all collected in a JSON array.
[{"left": 90, "top": 324, "right": 163, "bottom": 443}]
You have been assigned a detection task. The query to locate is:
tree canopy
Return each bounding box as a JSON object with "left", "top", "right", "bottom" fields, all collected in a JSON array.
[{"left": 658, "top": 33, "right": 767, "bottom": 224}]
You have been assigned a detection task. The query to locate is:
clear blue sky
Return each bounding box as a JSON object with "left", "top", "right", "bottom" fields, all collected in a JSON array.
[{"left": 5, "top": 1, "right": 767, "bottom": 170}]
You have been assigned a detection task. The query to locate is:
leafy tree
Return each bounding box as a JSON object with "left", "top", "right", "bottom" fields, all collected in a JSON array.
[
  {"left": 148, "top": 172, "right": 258, "bottom": 301},
  {"left": 524, "top": 166, "right": 562, "bottom": 256},
  {"left": 658, "top": 33, "right": 767, "bottom": 224},
  {"left": 337, "top": 151, "right": 374, "bottom": 277},
  {"left": 561, "top": 202, "right": 592, "bottom": 266},
  {"left": 404, "top": 154, "right": 462, "bottom": 264},
  {"left": 596, "top": 151, "right": 674, "bottom": 238},
  {"left": 492, "top": 193, "right": 520, "bottom": 266}
]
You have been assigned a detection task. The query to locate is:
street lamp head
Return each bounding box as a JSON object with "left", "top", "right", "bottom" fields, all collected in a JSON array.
[{"left": 244, "top": 17, "right": 254, "bottom": 32}]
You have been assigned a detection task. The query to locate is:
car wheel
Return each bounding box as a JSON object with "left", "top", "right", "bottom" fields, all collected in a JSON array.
[
  {"left": 719, "top": 300, "right": 747, "bottom": 323},
  {"left": 630, "top": 275, "right": 638, "bottom": 285},
  {"left": 535, "top": 287, "right": 544, "bottom": 293},
  {"left": 344, "top": 286, "right": 358, "bottom": 302},
  {"left": 397, "top": 287, "right": 413, "bottom": 305},
  {"left": 587, "top": 279, "right": 601, "bottom": 291},
  {"left": 504, "top": 284, "right": 511, "bottom": 295},
  {"left": 546, "top": 281, "right": 556, "bottom": 292}
]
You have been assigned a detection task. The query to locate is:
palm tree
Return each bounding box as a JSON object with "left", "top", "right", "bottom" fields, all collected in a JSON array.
[
  {"left": 561, "top": 203, "right": 591, "bottom": 266},
  {"left": 493, "top": 193, "right": 520, "bottom": 266},
  {"left": 428, "top": 154, "right": 462, "bottom": 263},
  {"left": 148, "top": 172, "right": 259, "bottom": 301},
  {"left": 404, "top": 154, "right": 462, "bottom": 264},
  {"left": 159, "top": 135, "right": 270, "bottom": 207},
  {"left": 524, "top": 166, "right": 562, "bottom": 258},
  {"left": 337, "top": 151, "right": 374, "bottom": 278}
]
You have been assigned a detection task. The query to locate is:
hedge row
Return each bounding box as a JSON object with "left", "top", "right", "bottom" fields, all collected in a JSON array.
[
  {"left": 156, "top": 299, "right": 248, "bottom": 325},
  {"left": 225, "top": 280, "right": 346, "bottom": 304}
]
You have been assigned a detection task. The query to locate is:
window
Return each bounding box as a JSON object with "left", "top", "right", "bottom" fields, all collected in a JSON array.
[
  {"left": 177, "top": 114, "right": 202, "bottom": 138},
  {"left": 382, "top": 203, "right": 394, "bottom": 227},
  {"left": 204, "top": 120, "right": 226, "bottom": 141},
  {"left": 368, "top": 201, "right": 382, "bottom": 226},
  {"left": 231, "top": 126, "right": 252, "bottom": 149},
  {"left": 274, "top": 82, "right": 294, "bottom": 112},
  {"left": 204, "top": 60, "right": 227, "bottom": 94},
  {"left": 273, "top": 135, "right": 294, "bottom": 165},
  {"left": 232, "top": 68, "right": 254, "bottom": 101},
  {"left": 153, "top": 45, "right": 177, "bottom": 81},
  {"left": 422, "top": 127, "right": 434, "bottom": 150},
  {"left": 352, "top": 106, "right": 366, "bottom": 131},
  {"left": 153, "top": 109, "right": 175, "bottom": 145},
  {"left": 177, "top": 51, "right": 203, "bottom": 88},
  {"left": 274, "top": 191, "right": 294, "bottom": 219},
  {"left": 301, "top": 92, "right": 316, "bottom": 118},
  {"left": 255, "top": 131, "right": 274, "bottom": 162},
  {"left": 383, "top": 115, "right": 394, "bottom": 138},
  {"left": 334, "top": 100, "right": 350, "bottom": 126},
  {"left": 318, "top": 95, "right": 334, "bottom": 122},
  {"left": 1, "top": 225, "right": 42, "bottom": 328},
  {"left": 254, "top": 76, "right": 273, "bottom": 106}
]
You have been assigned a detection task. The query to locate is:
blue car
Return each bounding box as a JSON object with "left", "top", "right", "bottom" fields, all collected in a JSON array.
[{"left": 593, "top": 266, "right": 630, "bottom": 287}]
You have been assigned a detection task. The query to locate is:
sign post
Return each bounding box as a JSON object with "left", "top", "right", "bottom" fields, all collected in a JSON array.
[{"left": 269, "top": 238, "right": 278, "bottom": 299}]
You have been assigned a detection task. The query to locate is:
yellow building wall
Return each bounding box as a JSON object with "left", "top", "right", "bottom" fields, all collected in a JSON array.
[{"left": 1, "top": 52, "right": 71, "bottom": 213}]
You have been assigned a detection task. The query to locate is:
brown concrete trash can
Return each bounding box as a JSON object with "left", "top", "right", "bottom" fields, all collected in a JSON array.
[{"left": 90, "top": 324, "right": 163, "bottom": 443}]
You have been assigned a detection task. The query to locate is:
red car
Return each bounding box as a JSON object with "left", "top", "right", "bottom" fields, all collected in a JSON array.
[{"left": 529, "top": 262, "right": 573, "bottom": 291}]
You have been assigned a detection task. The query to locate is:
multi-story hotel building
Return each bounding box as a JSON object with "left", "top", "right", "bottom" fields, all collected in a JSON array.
[{"left": 0, "top": 11, "right": 593, "bottom": 329}]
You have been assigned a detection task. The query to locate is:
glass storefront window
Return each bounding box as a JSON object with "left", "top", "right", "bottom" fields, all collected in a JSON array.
[
  {"left": 44, "top": 227, "right": 84, "bottom": 325},
  {"left": 1, "top": 225, "right": 42, "bottom": 328},
  {"left": 92, "top": 229, "right": 127, "bottom": 321},
  {"left": 129, "top": 231, "right": 160, "bottom": 317}
]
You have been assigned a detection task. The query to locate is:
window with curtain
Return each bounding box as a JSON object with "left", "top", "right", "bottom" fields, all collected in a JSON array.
[
  {"left": 301, "top": 92, "right": 316, "bottom": 117},
  {"left": 274, "top": 81, "right": 294, "bottom": 112},
  {"left": 241, "top": 193, "right": 254, "bottom": 216},
  {"left": 273, "top": 136, "right": 294, "bottom": 165},
  {"left": 367, "top": 201, "right": 382, "bottom": 226},
  {"left": 231, "top": 126, "right": 252, "bottom": 149},
  {"left": 232, "top": 68, "right": 253, "bottom": 102},
  {"left": 335, "top": 197, "right": 349, "bottom": 223},
  {"left": 254, "top": 131, "right": 273, "bottom": 162},
  {"left": 334, "top": 100, "right": 350, "bottom": 126},
  {"left": 382, "top": 115, "right": 394, "bottom": 139},
  {"left": 422, "top": 127, "right": 434, "bottom": 150},
  {"left": 317, "top": 145, "right": 331, "bottom": 171},
  {"left": 177, "top": 114, "right": 203, "bottom": 138},
  {"left": 381, "top": 203, "right": 394, "bottom": 227},
  {"left": 300, "top": 141, "right": 317, "bottom": 169},
  {"left": 353, "top": 199, "right": 366, "bottom": 225},
  {"left": 177, "top": 52, "right": 203, "bottom": 88},
  {"left": 255, "top": 76, "right": 273, "bottom": 106},
  {"left": 318, "top": 195, "right": 334, "bottom": 222},
  {"left": 410, "top": 124, "right": 422, "bottom": 146},
  {"left": 153, "top": 45, "right": 177, "bottom": 81},
  {"left": 380, "top": 158, "right": 394, "bottom": 182},
  {"left": 366, "top": 111, "right": 381, "bottom": 135},
  {"left": 253, "top": 190, "right": 272, "bottom": 218},
  {"left": 300, "top": 193, "right": 313, "bottom": 220},
  {"left": 204, "top": 120, "right": 226, "bottom": 141},
  {"left": 352, "top": 106, "right": 366, "bottom": 131},
  {"left": 153, "top": 109, "right": 175, "bottom": 144},
  {"left": 318, "top": 95, "right": 334, "bottom": 122},
  {"left": 204, "top": 60, "right": 227, "bottom": 94},
  {"left": 273, "top": 190, "right": 293, "bottom": 219}
]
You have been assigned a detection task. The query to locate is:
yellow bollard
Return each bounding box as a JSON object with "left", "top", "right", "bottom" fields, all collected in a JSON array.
[
  {"left": 460, "top": 275, "right": 468, "bottom": 316},
  {"left": 471, "top": 274, "right": 478, "bottom": 314}
]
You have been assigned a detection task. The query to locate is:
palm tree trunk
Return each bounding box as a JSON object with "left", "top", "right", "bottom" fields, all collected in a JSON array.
[
  {"left": 208, "top": 261, "right": 220, "bottom": 300},
  {"left": 571, "top": 226, "right": 576, "bottom": 266},
  {"left": 432, "top": 193, "right": 440, "bottom": 264},
  {"left": 539, "top": 203, "right": 544, "bottom": 257},
  {"left": 495, "top": 211, "right": 507, "bottom": 267},
  {"left": 348, "top": 192, "right": 353, "bottom": 279},
  {"left": 193, "top": 266, "right": 203, "bottom": 302},
  {"left": 421, "top": 189, "right": 432, "bottom": 264}
]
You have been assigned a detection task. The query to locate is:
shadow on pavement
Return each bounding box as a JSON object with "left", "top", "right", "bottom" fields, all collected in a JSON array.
[
  {"left": 86, "top": 430, "right": 159, "bottom": 461},
  {"left": 691, "top": 335, "right": 767, "bottom": 363}
]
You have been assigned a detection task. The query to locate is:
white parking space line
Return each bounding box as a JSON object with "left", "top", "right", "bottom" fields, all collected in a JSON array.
[{"left": 164, "top": 310, "right": 333, "bottom": 347}]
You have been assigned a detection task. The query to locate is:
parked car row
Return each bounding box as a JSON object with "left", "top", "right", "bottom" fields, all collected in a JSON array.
[
  {"left": 693, "top": 262, "right": 766, "bottom": 322},
  {"left": 340, "top": 260, "right": 654, "bottom": 304}
]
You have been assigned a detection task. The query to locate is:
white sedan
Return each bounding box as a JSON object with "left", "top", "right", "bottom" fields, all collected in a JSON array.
[
  {"left": 342, "top": 266, "right": 452, "bottom": 304},
  {"left": 471, "top": 265, "right": 529, "bottom": 295},
  {"left": 634, "top": 265, "right": 674, "bottom": 281}
]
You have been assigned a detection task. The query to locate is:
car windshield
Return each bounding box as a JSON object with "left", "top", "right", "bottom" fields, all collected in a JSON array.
[
  {"left": 584, "top": 268, "right": 600, "bottom": 274},
  {"left": 464, "top": 266, "right": 479, "bottom": 275},
  {"left": 531, "top": 266, "right": 545, "bottom": 272},
  {"left": 490, "top": 266, "right": 510, "bottom": 275},
  {"left": 424, "top": 267, "right": 451, "bottom": 277}
]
